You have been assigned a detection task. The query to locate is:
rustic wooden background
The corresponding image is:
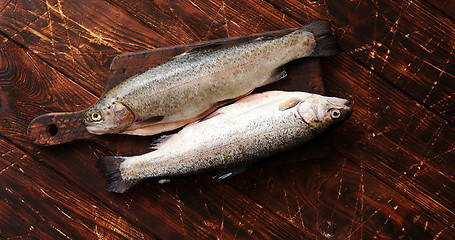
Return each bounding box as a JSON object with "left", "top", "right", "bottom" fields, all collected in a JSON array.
[{"left": 1, "top": 0, "right": 454, "bottom": 239}]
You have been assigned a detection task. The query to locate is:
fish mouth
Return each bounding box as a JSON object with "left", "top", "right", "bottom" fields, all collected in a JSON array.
[
  {"left": 85, "top": 125, "right": 105, "bottom": 135},
  {"left": 85, "top": 122, "right": 115, "bottom": 135},
  {"left": 342, "top": 105, "right": 353, "bottom": 119}
]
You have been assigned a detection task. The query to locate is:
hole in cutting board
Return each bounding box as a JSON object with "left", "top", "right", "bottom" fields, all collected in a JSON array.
[{"left": 47, "top": 124, "right": 58, "bottom": 136}]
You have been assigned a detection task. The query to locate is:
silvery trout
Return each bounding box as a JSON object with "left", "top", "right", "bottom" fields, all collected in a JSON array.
[
  {"left": 84, "top": 20, "right": 338, "bottom": 135},
  {"left": 98, "top": 91, "right": 352, "bottom": 193}
]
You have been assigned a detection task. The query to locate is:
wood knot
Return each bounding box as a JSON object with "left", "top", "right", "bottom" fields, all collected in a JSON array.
[
  {"left": 0, "top": 87, "right": 6, "bottom": 112},
  {"left": 0, "top": 50, "right": 15, "bottom": 78}
]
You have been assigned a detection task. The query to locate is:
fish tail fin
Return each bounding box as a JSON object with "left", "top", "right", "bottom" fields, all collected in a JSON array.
[
  {"left": 301, "top": 19, "right": 339, "bottom": 57},
  {"left": 97, "top": 156, "right": 137, "bottom": 193}
]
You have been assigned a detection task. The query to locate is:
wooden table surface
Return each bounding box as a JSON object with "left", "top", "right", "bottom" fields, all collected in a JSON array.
[{"left": 0, "top": 0, "right": 454, "bottom": 239}]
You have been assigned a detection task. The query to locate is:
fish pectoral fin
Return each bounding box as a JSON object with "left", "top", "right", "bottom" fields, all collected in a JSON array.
[
  {"left": 126, "top": 115, "right": 165, "bottom": 131},
  {"left": 121, "top": 115, "right": 170, "bottom": 136},
  {"left": 199, "top": 110, "right": 222, "bottom": 122},
  {"left": 261, "top": 68, "right": 287, "bottom": 86},
  {"left": 278, "top": 98, "right": 301, "bottom": 111},
  {"left": 141, "top": 115, "right": 165, "bottom": 124},
  {"left": 212, "top": 166, "right": 250, "bottom": 180},
  {"left": 199, "top": 92, "right": 254, "bottom": 122},
  {"left": 123, "top": 116, "right": 199, "bottom": 136}
]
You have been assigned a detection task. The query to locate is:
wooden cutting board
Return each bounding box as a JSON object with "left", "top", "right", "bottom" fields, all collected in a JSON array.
[{"left": 27, "top": 28, "right": 326, "bottom": 156}]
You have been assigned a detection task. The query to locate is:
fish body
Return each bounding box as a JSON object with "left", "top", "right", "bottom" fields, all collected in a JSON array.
[
  {"left": 98, "top": 91, "right": 352, "bottom": 193},
  {"left": 85, "top": 20, "right": 339, "bottom": 135}
]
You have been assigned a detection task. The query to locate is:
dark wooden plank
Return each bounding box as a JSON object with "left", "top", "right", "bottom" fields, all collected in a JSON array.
[
  {"left": 323, "top": 53, "right": 455, "bottom": 227},
  {"left": 1, "top": 0, "right": 453, "bottom": 238},
  {"left": 425, "top": 0, "right": 455, "bottom": 20},
  {"left": 263, "top": 0, "right": 455, "bottom": 123},
  {"left": 0, "top": 34, "right": 97, "bottom": 144},
  {"left": 0, "top": 137, "right": 154, "bottom": 239},
  {"left": 108, "top": 0, "right": 297, "bottom": 41},
  {"left": 0, "top": 0, "right": 171, "bottom": 96},
  {"left": 158, "top": 178, "right": 318, "bottom": 239},
  {"left": 0, "top": 138, "right": 17, "bottom": 171},
  {"left": 228, "top": 153, "right": 454, "bottom": 239},
  {"left": 105, "top": 0, "right": 206, "bottom": 43}
]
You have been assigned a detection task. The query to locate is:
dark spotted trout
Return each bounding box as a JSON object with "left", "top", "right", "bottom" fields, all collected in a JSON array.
[
  {"left": 84, "top": 20, "right": 339, "bottom": 135},
  {"left": 98, "top": 91, "right": 352, "bottom": 193}
]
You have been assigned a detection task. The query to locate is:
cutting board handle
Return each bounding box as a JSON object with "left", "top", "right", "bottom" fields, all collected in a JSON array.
[{"left": 27, "top": 110, "right": 92, "bottom": 146}]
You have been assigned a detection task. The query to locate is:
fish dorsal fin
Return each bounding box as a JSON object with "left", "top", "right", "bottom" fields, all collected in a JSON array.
[
  {"left": 173, "top": 43, "right": 223, "bottom": 59},
  {"left": 142, "top": 115, "right": 165, "bottom": 123}
]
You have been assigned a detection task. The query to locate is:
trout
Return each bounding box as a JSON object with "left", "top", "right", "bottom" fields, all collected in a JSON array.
[
  {"left": 98, "top": 91, "right": 352, "bottom": 193},
  {"left": 84, "top": 20, "right": 338, "bottom": 135}
]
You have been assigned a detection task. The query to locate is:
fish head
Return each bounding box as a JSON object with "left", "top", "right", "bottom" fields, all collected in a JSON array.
[
  {"left": 84, "top": 101, "right": 135, "bottom": 135},
  {"left": 296, "top": 95, "right": 352, "bottom": 131}
]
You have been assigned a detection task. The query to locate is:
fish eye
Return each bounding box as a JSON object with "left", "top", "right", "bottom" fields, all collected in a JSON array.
[
  {"left": 331, "top": 109, "right": 341, "bottom": 119},
  {"left": 91, "top": 112, "right": 102, "bottom": 122}
]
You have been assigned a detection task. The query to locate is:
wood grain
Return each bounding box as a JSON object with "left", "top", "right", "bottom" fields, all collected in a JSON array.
[
  {"left": 266, "top": 0, "right": 455, "bottom": 124},
  {"left": 0, "top": 0, "right": 171, "bottom": 96},
  {"left": 0, "top": 35, "right": 97, "bottom": 143},
  {"left": 425, "top": 0, "right": 455, "bottom": 20},
  {"left": 0, "top": 137, "right": 155, "bottom": 239},
  {"left": 324, "top": 53, "right": 455, "bottom": 227},
  {"left": 0, "top": 0, "right": 454, "bottom": 239},
  {"left": 228, "top": 154, "right": 454, "bottom": 239},
  {"left": 108, "top": 0, "right": 297, "bottom": 41}
]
